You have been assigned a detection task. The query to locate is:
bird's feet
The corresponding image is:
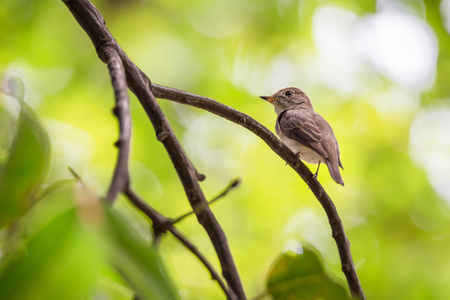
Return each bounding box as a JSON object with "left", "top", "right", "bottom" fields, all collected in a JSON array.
[{"left": 311, "top": 162, "right": 321, "bottom": 180}]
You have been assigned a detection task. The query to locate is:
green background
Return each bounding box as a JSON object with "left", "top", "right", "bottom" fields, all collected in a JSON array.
[{"left": 1, "top": 0, "right": 450, "bottom": 299}]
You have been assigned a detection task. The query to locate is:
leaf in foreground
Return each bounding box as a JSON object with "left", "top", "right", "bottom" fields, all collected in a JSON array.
[
  {"left": 104, "top": 207, "right": 180, "bottom": 300},
  {"left": 0, "top": 100, "right": 50, "bottom": 227},
  {"left": 267, "top": 246, "right": 350, "bottom": 300},
  {"left": 0, "top": 208, "right": 102, "bottom": 300}
]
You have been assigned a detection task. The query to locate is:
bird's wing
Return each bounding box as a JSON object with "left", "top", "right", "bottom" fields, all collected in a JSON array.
[
  {"left": 278, "top": 109, "right": 328, "bottom": 158},
  {"left": 336, "top": 139, "right": 344, "bottom": 170},
  {"left": 311, "top": 113, "right": 344, "bottom": 184},
  {"left": 312, "top": 113, "right": 344, "bottom": 171}
]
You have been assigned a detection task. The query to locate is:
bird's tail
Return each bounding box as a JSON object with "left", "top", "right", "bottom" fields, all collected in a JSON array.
[{"left": 325, "top": 160, "right": 344, "bottom": 186}]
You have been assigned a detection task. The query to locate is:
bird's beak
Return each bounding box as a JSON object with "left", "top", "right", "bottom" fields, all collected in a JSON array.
[{"left": 260, "top": 96, "right": 276, "bottom": 103}]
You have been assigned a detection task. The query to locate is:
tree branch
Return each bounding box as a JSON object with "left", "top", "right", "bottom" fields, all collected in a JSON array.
[
  {"left": 99, "top": 45, "right": 132, "bottom": 203},
  {"left": 68, "top": 164, "right": 235, "bottom": 299},
  {"left": 62, "top": 0, "right": 245, "bottom": 298},
  {"left": 123, "top": 187, "right": 237, "bottom": 300},
  {"left": 172, "top": 178, "right": 241, "bottom": 224},
  {"left": 121, "top": 59, "right": 246, "bottom": 300},
  {"left": 150, "top": 84, "right": 366, "bottom": 300},
  {"left": 62, "top": 0, "right": 364, "bottom": 298}
]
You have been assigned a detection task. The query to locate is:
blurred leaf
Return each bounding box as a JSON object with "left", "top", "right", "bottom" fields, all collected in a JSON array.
[
  {"left": 0, "top": 205, "right": 102, "bottom": 300},
  {"left": 4, "top": 75, "right": 25, "bottom": 103},
  {"left": 37, "top": 179, "right": 76, "bottom": 200},
  {"left": 0, "top": 107, "right": 14, "bottom": 166},
  {"left": 267, "top": 247, "right": 349, "bottom": 300},
  {"left": 0, "top": 100, "right": 50, "bottom": 227},
  {"left": 104, "top": 207, "right": 180, "bottom": 300}
]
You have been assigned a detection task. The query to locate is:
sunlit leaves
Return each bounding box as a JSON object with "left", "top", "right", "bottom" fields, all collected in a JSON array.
[{"left": 267, "top": 247, "right": 349, "bottom": 300}]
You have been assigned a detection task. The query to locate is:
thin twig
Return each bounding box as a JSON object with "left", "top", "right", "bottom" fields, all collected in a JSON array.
[
  {"left": 99, "top": 46, "right": 132, "bottom": 203},
  {"left": 62, "top": 1, "right": 245, "bottom": 298},
  {"left": 150, "top": 84, "right": 366, "bottom": 300},
  {"left": 68, "top": 164, "right": 235, "bottom": 299},
  {"left": 68, "top": 166, "right": 84, "bottom": 184},
  {"left": 172, "top": 178, "right": 241, "bottom": 224},
  {"left": 123, "top": 187, "right": 237, "bottom": 300}
]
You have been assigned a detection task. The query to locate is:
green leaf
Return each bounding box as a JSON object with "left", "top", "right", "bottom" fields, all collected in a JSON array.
[
  {"left": 267, "top": 246, "right": 350, "bottom": 300},
  {"left": 37, "top": 179, "right": 76, "bottom": 200},
  {"left": 0, "top": 206, "right": 102, "bottom": 300},
  {"left": 0, "top": 101, "right": 50, "bottom": 227},
  {"left": 104, "top": 207, "right": 180, "bottom": 300}
]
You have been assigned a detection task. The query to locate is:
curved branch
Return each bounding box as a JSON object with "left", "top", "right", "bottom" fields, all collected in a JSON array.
[
  {"left": 62, "top": 0, "right": 364, "bottom": 298},
  {"left": 99, "top": 46, "right": 132, "bottom": 202},
  {"left": 150, "top": 84, "right": 366, "bottom": 300},
  {"left": 124, "top": 187, "right": 237, "bottom": 300},
  {"left": 62, "top": 1, "right": 245, "bottom": 298}
]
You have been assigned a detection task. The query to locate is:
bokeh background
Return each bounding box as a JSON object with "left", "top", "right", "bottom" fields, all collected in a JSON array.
[{"left": 1, "top": 0, "right": 450, "bottom": 299}]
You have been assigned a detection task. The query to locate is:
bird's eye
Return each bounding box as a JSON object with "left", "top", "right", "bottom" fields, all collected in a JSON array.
[{"left": 285, "top": 90, "right": 293, "bottom": 96}]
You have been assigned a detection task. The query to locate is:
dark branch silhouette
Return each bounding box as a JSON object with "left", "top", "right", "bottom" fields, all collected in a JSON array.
[
  {"left": 124, "top": 187, "right": 237, "bottom": 300},
  {"left": 100, "top": 46, "right": 131, "bottom": 202},
  {"left": 62, "top": 0, "right": 365, "bottom": 299},
  {"left": 69, "top": 166, "right": 236, "bottom": 299},
  {"left": 150, "top": 84, "right": 365, "bottom": 300},
  {"left": 62, "top": 0, "right": 245, "bottom": 298}
]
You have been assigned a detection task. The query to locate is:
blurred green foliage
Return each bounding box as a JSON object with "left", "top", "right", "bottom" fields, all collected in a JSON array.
[
  {"left": 266, "top": 247, "right": 349, "bottom": 299},
  {"left": 0, "top": 77, "right": 50, "bottom": 227},
  {"left": 0, "top": 84, "right": 179, "bottom": 299},
  {"left": 1, "top": 0, "right": 450, "bottom": 299}
]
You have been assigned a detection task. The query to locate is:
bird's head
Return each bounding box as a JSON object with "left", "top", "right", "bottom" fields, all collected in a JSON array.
[{"left": 260, "top": 87, "right": 313, "bottom": 115}]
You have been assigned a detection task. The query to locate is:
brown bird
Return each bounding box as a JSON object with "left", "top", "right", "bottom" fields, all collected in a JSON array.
[{"left": 260, "top": 87, "right": 344, "bottom": 186}]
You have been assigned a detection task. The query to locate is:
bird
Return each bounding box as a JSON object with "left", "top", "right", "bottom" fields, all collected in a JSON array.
[{"left": 260, "top": 87, "right": 344, "bottom": 186}]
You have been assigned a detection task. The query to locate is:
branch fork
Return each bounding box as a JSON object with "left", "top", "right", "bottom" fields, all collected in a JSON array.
[{"left": 62, "top": 0, "right": 365, "bottom": 299}]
